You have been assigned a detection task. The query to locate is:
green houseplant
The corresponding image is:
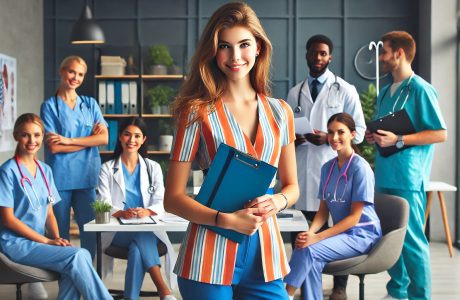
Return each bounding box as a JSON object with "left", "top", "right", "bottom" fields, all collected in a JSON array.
[
  {"left": 357, "top": 84, "right": 377, "bottom": 167},
  {"left": 158, "top": 119, "right": 174, "bottom": 152},
  {"left": 91, "top": 200, "right": 112, "bottom": 224},
  {"left": 146, "top": 85, "right": 175, "bottom": 114},
  {"left": 148, "top": 44, "right": 174, "bottom": 75}
]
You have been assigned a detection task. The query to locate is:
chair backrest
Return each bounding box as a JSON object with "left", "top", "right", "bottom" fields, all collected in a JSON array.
[{"left": 374, "top": 193, "right": 409, "bottom": 235}]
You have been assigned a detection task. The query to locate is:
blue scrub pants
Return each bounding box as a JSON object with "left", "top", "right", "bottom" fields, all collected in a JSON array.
[
  {"left": 54, "top": 188, "right": 96, "bottom": 258},
  {"left": 2, "top": 242, "right": 111, "bottom": 300},
  {"left": 111, "top": 232, "right": 161, "bottom": 300},
  {"left": 378, "top": 187, "right": 431, "bottom": 300},
  {"left": 284, "top": 226, "right": 380, "bottom": 300},
  {"left": 177, "top": 231, "right": 288, "bottom": 300}
]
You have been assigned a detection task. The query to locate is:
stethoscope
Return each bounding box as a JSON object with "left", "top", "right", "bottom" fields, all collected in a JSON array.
[
  {"left": 54, "top": 95, "right": 92, "bottom": 127},
  {"left": 322, "top": 151, "right": 355, "bottom": 203},
  {"left": 114, "top": 156, "right": 156, "bottom": 194},
  {"left": 377, "top": 74, "right": 414, "bottom": 117},
  {"left": 15, "top": 156, "right": 55, "bottom": 211},
  {"left": 295, "top": 74, "right": 341, "bottom": 113}
]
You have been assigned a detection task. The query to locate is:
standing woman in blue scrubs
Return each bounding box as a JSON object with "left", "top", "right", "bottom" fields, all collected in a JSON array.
[
  {"left": 98, "top": 117, "right": 177, "bottom": 300},
  {"left": 40, "top": 56, "right": 108, "bottom": 258},
  {"left": 284, "top": 113, "right": 382, "bottom": 300},
  {"left": 0, "top": 113, "right": 112, "bottom": 299}
]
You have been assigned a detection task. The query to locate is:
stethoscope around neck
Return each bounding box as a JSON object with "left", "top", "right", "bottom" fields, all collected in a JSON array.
[
  {"left": 322, "top": 152, "right": 355, "bottom": 203},
  {"left": 295, "top": 74, "right": 341, "bottom": 113},
  {"left": 377, "top": 74, "right": 414, "bottom": 116},
  {"left": 114, "top": 156, "right": 156, "bottom": 194},
  {"left": 15, "top": 156, "right": 55, "bottom": 211},
  {"left": 54, "top": 94, "right": 92, "bottom": 127}
]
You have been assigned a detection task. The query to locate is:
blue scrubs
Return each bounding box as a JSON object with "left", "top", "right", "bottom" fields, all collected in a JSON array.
[
  {"left": 284, "top": 155, "right": 382, "bottom": 299},
  {"left": 111, "top": 163, "right": 162, "bottom": 300},
  {"left": 40, "top": 95, "right": 107, "bottom": 258},
  {"left": 0, "top": 159, "right": 111, "bottom": 300},
  {"left": 177, "top": 189, "right": 289, "bottom": 300},
  {"left": 374, "top": 75, "right": 446, "bottom": 300}
]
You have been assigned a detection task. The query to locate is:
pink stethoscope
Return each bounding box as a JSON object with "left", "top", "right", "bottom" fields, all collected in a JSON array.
[
  {"left": 322, "top": 152, "right": 355, "bottom": 203},
  {"left": 15, "top": 156, "right": 55, "bottom": 211}
]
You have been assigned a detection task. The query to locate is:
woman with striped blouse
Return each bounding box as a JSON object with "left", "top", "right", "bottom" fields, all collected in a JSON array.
[{"left": 164, "top": 2, "right": 299, "bottom": 300}]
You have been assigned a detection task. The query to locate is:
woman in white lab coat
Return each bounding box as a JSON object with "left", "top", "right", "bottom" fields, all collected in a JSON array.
[
  {"left": 97, "top": 117, "right": 177, "bottom": 300},
  {"left": 286, "top": 68, "right": 366, "bottom": 213}
]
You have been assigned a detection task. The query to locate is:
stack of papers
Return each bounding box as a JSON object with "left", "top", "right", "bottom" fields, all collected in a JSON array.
[
  {"left": 159, "top": 213, "right": 188, "bottom": 223},
  {"left": 118, "top": 216, "right": 156, "bottom": 225}
]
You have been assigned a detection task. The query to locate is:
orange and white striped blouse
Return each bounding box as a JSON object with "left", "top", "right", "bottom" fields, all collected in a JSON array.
[{"left": 171, "top": 94, "right": 295, "bottom": 285}]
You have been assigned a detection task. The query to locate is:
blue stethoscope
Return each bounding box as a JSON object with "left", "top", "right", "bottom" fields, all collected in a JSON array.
[
  {"left": 377, "top": 74, "right": 413, "bottom": 116},
  {"left": 15, "top": 156, "right": 55, "bottom": 211},
  {"left": 54, "top": 95, "right": 92, "bottom": 127},
  {"left": 295, "top": 74, "right": 341, "bottom": 113},
  {"left": 322, "top": 152, "right": 355, "bottom": 203}
]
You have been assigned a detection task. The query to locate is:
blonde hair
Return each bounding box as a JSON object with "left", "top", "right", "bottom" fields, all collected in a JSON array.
[
  {"left": 171, "top": 1, "right": 272, "bottom": 124},
  {"left": 59, "top": 55, "right": 87, "bottom": 73},
  {"left": 13, "top": 113, "right": 45, "bottom": 156}
]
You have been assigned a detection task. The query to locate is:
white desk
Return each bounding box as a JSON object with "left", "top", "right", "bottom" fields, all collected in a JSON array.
[
  {"left": 425, "top": 181, "right": 457, "bottom": 257},
  {"left": 84, "top": 209, "right": 308, "bottom": 276}
]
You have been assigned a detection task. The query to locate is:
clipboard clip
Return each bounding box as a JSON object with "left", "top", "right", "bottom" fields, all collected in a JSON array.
[{"left": 234, "top": 153, "right": 260, "bottom": 169}]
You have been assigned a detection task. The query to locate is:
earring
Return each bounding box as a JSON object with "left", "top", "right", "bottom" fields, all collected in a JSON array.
[{"left": 256, "top": 53, "right": 259, "bottom": 57}]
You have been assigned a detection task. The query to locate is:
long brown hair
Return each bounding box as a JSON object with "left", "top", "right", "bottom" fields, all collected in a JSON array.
[
  {"left": 171, "top": 1, "right": 272, "bottom": 124},
  {"left": 327, "top": 113, "right": 361, "bottom": 155},
  {"left": 13, "top": 113, "right": 45, "bottom": 156}
]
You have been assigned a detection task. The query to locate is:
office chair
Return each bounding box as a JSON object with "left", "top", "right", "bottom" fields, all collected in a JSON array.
[
  {"left": 323, "top": 193, "right": 409, "bottom": 300},
  {"left": 105, "top": 240, "right": 168, "bottom": 299},
  {"left": 0, "top": 251, "right": 60, "bottom": 300}
]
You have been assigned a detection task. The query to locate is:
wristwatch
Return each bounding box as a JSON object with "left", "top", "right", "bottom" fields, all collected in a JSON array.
[{"left": 395, "top": 135, "right": 404, "bottom": 149}]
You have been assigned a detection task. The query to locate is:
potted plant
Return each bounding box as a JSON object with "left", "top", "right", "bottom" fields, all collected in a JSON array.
[
  {"left": 148, "top": 44, "right": 173, "bottom": 75},
  {"left": 357, "top": 84, "right": 377, "bottom": 167},
  {"left": 91, "top": 199, "right": 112, "bottom": 224},
  {"left": 146, "top": 85, "right": 175, "bottom": 114},
  {"left": 158, "top": 119, "right": 174, "bottom": 152}
]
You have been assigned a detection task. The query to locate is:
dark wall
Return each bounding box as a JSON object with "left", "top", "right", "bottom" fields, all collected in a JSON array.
[{"left": 45, "top": 0, "right": 418, "bottom": 100}]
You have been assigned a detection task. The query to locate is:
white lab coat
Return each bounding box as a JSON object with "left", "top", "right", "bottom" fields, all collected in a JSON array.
[
  {"left": 286, "top": 69, "right": 366, "bottom": 211},
  {"left": 97, "top": 155, "right": 177, "bottom": 289}
]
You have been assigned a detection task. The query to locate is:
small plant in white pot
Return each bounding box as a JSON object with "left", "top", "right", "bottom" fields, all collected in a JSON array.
[
  {"left": 146, "top": 85, "right": 175, "bottom": 115},
  {"left": 148, "top": 44, "right": 173, "bottom": 75},
  {"left": 92, "top": 200, "right": 112, "bottom": 224},
  {"left": 158, "top": 119, "right": 174, "bottom": 152}
]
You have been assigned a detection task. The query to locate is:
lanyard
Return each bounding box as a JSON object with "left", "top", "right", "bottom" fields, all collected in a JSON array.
[{"left": 322, "top": 152, "right": 355, "bottom": 202}]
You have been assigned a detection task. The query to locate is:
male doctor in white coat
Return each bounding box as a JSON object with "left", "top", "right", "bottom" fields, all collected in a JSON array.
[{"left": 286, "top": 34, "right": 366, "bottom": 300}]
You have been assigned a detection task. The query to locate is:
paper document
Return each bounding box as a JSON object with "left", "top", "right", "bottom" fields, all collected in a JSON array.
[
  {"left": 118, "top": 216, "right": 156, "bottom": 225},
  {"left": 159, "top": 213, "right": 188, "bottom": 223},
  {"left": 294, "top": 117, "right": 313, "bottom": 134}
]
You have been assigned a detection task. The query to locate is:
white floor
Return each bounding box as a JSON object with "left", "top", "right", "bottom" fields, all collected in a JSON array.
[{"left": 1, "top": 242, "right": 458, "bottom": 300}]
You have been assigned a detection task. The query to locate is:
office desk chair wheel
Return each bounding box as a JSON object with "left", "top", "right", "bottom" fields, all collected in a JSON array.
[{"left": 105, "top": 241, "right": 168, "bottom": 299}]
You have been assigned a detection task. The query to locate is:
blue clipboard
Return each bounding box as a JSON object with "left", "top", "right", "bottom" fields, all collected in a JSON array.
[{"left": 195, "top": 143, "right": 277, "bottom": 243}]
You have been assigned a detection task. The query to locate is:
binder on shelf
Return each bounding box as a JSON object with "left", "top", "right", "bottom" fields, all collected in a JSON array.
[
  {"left": 195, "top": 143, "right": 277, "bottom": 243},
  {"left": 114, "top": 81, "right": 122, "bottom": 114},
  {"left": 108, "top": 120, "right": 118, "bottom": 151},
  {"left": 98, "top": 81, "right": 107, "bottom": 114},
  {"left": 106, "top": 81, "right": 115, "bottom": 114},
  {"left": 121, "top": 81, "right": 130, "bottom": 114},
  {"left": 129, "top": 81, "right": 137, "bottom": 114},
  {"left": 367, "top": 109, "right": 416, "bottom": 157}
]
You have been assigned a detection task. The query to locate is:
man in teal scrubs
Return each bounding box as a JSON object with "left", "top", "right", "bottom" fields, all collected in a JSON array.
[{"left": 365, "top": 31, "right": 447, "bottom": 300}]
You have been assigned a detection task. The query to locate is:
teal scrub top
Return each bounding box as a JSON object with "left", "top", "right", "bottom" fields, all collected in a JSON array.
[
  {"left": 373, "top": 74, "right": 446, "bottom": 191},
  {"left": 0, "top": 159, "right": 61, "bottom": 258},
  {"left": 122, "top": 163, "right": 143, "bottom": 209},
  {"left": 40, "top": 95, "right": 107, "bottom": 190}
]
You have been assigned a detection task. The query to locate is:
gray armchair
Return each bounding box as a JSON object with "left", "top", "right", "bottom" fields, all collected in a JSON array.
[
  {"left": 323, "top": 193, "right": 409, "bottom": 300},
  {"left": 0, "top": 251, "right": 59, "bottom": 300}
]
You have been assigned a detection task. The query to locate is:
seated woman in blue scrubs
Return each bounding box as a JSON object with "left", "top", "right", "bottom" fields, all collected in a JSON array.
[
  {"left": 40, "top": 56, "right": 108, "bottom": 259},
  {"left": 284, "top": 113, "right": 382, "bottom": 300},
  {"left": 97, "top": 117, "right": 177, "bottom": 300},
  {"left": 0, "top": 113, "right": 111, "bottom": 300}
]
